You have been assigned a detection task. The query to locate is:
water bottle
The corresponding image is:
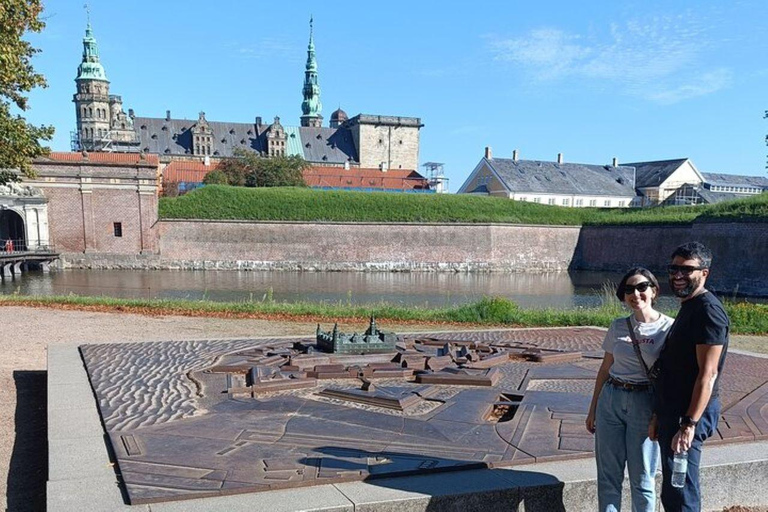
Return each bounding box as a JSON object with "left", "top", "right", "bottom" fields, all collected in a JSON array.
[{"left": 671, "top": 450, "right": 688, "bottom": 488}]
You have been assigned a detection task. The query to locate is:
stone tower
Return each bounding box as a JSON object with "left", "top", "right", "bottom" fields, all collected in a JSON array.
[
  {"left": 300, "top": 17, "right": 323, "bottom": 128},
  {"left": 73, "top": 21, "right": 111, "bottom": 151}
]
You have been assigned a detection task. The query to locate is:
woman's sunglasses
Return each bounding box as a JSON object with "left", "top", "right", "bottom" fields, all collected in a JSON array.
[{"left": 623, "top": 282, "right": 655, "bottom": 294}]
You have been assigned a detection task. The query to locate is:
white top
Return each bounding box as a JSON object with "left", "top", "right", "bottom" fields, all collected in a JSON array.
[{"left": 602, "top": 314, "right": 674, "bottom": 384}]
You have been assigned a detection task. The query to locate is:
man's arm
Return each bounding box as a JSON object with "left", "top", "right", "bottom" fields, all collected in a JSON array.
[{"left": 671, "top": 343, "right": 723, "bottom": 453}]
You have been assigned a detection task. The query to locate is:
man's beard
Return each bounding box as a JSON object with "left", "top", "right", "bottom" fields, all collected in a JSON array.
[{"left": 670, "top": 274, "right": 703, "bottom": 298}]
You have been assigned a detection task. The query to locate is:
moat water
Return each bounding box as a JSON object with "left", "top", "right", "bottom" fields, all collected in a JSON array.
[{"left": 0, "top": 269, "right": 708, "bottom": 310}]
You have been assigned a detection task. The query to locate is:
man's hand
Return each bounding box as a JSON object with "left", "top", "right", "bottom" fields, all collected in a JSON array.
[
  {"left": 648, "top": 414, "right": 658, "bottom": 441},
  {"left": 672, "top": 424, "right": 695, "bottom": 453}
]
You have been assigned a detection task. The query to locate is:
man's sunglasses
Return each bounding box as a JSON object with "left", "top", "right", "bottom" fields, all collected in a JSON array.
[
  {"left": 667, "top": 265, "right": 706, "bottom": 276},
  {"left": 623, "top": 282, "right": 655, "bottom": 294}
]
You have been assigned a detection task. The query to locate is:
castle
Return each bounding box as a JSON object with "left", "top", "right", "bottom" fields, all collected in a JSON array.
[{"left": 72, "top": 18, "right": 423, "bottom": 173}]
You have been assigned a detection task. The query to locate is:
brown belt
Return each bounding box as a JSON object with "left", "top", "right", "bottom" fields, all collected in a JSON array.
[{"left": 607, "top": 376, "right": 651, "bottom": 391}]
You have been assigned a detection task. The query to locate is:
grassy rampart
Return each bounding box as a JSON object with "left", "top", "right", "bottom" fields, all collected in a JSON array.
[{"left": 158, "top": 186, "right": 768, "bottom": 225}]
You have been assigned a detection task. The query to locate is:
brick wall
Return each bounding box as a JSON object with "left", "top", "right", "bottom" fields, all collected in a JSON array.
[
  {"left": 157, "top": 221, "right": 581, "bottom": 272},
  {"left": 27, "top": 156, "right": 159, "bottom": 255},
  {"left": 572, "top": 222, "right": 768, "bottom": 296}
]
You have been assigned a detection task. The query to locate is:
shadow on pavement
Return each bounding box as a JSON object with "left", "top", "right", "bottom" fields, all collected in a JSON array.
[{"left": 7, "top": 370, "right": 47, "bottom": 512}]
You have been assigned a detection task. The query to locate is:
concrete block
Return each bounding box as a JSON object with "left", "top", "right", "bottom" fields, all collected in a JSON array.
[
  {"left": 334, "top": 468, "right": 521, "bottom": 512},
  {"left": 148, "top": 484, "right": 354, "bottom": 512},
  {"left": 47, "top": 477, "right": 143, "bottom": 512},
  {"left": 47, "top": 382, "right": 98, "bottom": 411},
  {"left": 48, "top": 436, "right": 114, "bottom": 482},
  {"left": 48, "top": 406, "right": 105, "bottom": 440}
]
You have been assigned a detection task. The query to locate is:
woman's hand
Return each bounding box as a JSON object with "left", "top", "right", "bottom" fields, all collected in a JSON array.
[
  {"left": 586, "top": 409, "right": 596, "bottom": 434},
  {"left": 648, "top": 414, "right": 658, "bottom": 441}
]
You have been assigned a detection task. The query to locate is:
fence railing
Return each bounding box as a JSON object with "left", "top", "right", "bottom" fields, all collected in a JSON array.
[{"left": 0, "top": 239, "right": 56, "bottom": 254}]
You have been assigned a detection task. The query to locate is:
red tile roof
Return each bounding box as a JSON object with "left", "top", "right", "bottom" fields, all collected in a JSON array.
[
  {"left": 304, "top": 166, "right": 429, "bottom": 190},
  {"left": 163, "top": 160, "right": 222, "bottom": 183},
  {"left": 161, "top": 161, "right": 430, "bottom": 191},
  {"left": 39, "top": 151, "right": 159, "bottom": 166}
]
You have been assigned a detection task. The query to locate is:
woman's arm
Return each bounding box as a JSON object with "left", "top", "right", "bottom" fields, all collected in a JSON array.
[{"left": 586, "top": 352, "right": 614, "bottom": 434}]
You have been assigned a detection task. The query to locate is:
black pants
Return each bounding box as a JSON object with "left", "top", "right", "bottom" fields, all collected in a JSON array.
[{"left": 657, "top": 398, "right": 721, "bottom": 512}]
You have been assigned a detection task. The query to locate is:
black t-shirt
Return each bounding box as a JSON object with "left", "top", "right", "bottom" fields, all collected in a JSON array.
[{"left": 657, "top": 291, "right": 729, "bottom": 417}]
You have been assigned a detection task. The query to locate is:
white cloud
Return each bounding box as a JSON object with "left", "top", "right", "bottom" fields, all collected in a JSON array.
[{"left": 487, "top": 15, "right": 729, "bottom": 103}]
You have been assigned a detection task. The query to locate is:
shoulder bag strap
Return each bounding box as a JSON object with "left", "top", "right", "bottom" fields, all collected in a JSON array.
[{"left": 626, "top": 316, "right": 653, "bottom": 380}]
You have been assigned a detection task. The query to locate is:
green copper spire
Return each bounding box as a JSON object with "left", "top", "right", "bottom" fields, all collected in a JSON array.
[
  {"left": 300, "top": 16, "right": 322, "bottom": 127},
  {"left": 76, "top": 20, "right": 107, "bottom": 81}
]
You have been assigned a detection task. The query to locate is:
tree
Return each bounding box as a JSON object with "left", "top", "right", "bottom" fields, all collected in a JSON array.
[
  {"left": 202, "top": 169, "right": 228, "bottom": 185},
  {"left": 219, "top": 147, "right": 308, "bottom": 187},
  {"left": 0, "top": 0, "right": 54, "bottom": 185}
]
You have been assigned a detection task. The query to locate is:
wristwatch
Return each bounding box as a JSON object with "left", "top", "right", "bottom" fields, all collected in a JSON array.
[{"left": 680, "top": 416, "right": 698, "bottom": 428}]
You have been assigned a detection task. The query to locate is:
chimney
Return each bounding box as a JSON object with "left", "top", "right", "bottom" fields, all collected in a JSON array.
[
  {"left": 165, "top": 110, "right": 171, "bottom": 121},
  {"left": 484, "top": 146, "right": 492, "bottom": 159},
  {"left": 557, "top": 153, "right": 563, "bottom": 164},
  {"left": 612, "top": 157, "right": 619, "bottom": 167},
  {"left": 344, "top": 160, "right": 350, "bottom": 170},
  {"left": 204, "top": 155, "right": 211, "bottom": 166},
  {"left": 255, "top": 116, "right": 262, "bottom": 126},
  {"left": 128, "top": 108, "right": 134, "bottom": 118},
  {"left": 512, "top": 149, "right": 519, "bottom": 162}
]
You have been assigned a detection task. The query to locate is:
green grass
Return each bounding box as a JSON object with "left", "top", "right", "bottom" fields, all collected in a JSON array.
[
  {"left": 158, "top": 186, "right": 768, "bottom": 225},
  {"left": 3, "top": 294, "right": 766, "bottom": 335}
]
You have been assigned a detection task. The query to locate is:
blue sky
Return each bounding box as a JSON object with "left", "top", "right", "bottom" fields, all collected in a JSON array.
[{"left": 24, "top": 0, "right": 768, "bottom": 189}]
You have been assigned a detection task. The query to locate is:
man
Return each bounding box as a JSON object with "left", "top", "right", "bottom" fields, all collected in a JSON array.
[{"left": 652, "top": 241, "right": 729, "bottom": 511}]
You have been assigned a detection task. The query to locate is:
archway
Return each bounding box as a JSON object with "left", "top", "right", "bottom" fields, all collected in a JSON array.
[{"left": 0, "top": 210, "right": 26, "bottom": 251}]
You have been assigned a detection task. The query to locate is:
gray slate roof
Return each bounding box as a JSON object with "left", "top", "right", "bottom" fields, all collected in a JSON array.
[
  {"left": 486, "top": 158, "right": 637, "bottom": 196},
  {"left": 702, "top": 172, "right": 768, "bottom": 189},
  {"left": 132, "top": 116, "right": 357, "bottom": 163},
  {"left": 622, "top": 159, "right": 689, "bottom": 188}
]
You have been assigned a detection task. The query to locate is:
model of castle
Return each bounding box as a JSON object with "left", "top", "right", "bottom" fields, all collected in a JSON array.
[{"left": 316, "top": 317, "right": 397, "bottom": 354}]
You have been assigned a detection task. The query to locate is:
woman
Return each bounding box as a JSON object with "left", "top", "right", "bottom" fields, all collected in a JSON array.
[{"left": 586, "top": 267, "right": 673, "bottom": 512}]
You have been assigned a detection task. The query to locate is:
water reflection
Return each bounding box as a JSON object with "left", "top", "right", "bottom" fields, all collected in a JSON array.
[{"left": 0, "top": 269, "right": 701, "bottom": 310}]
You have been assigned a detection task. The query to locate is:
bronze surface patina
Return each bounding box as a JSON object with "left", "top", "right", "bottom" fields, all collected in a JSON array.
[{"left": 79, "top": 326, "right": 768, "bottom": 505}]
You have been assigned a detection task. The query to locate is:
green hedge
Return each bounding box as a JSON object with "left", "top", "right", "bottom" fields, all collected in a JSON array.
[{"left": 159, "top": 186, "right": 768, "bottom": 225}]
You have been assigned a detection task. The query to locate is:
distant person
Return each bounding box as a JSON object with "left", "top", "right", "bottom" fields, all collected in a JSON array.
[
  {"left": 651, "top": 242, "right": 729, "bottom": 511},
  {"left": 586, "top": 267, "right": 673, "bottom": 512}
]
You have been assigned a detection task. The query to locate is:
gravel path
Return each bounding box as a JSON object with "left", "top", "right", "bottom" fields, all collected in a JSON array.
[{"left": 1, "top": 305, "right": 764, "bottom": 511}]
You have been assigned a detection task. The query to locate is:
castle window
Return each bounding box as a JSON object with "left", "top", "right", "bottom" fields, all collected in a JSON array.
[
  {"left": 316, "top": 134, "right": 322, "bottom": 140},
  {"left": 213, "top": 150, "right": 220, "bottom": 156},
  {"left": 121, "top": 123, "right": 125, "bottom": 129},
  {"left": 247, "top": 130, "right": 253, "bottom": 135},
  {"left": 164, "top": 149, "right": 170, "bottom": 154},
  {"left": 399, "top": 140, "right": 403, "bottom": 144},
  {"left": 113, "top": 222, "right": 123, "bottom": 238},
  {"left": 378, "top": 139, "right": 383, "bottom": 144},
  {"left": 88, "top": 107, "right": 93, "bottom": 117},
  {"left": 221, "top": 138, "right": 226, "bottom": 143},
  {"left": 151, "top": 134, "right": 157, "bottom": 139},
  {"left": 230, "top": 129, "right": 236, "bottom": 134},
  {"left": 241, "top": 139, "right": 246, "bottom": 144},
  {"left": 140, "top": 125, "right": 147, "bottom": 130},
  {"left": 161, "top": 126, "right": 168, "bottom": 131}
]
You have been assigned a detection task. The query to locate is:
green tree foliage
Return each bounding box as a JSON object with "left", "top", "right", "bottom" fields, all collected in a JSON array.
[
  {"left": 218, "top": 147, "right": 308, "bottom": 187},
  {"left": 202, "top": 169, "right": 228, "bottom": 185},
  {"left": 0, "top": 0, "right": 54, "bottom": 184}
]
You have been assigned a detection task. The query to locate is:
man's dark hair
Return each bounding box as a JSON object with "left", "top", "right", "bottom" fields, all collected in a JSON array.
[
  {"left": 615, "top": 267, "right": 661, "bottom": 304},
  {"left": 671, "top": 241, "right": 713, "bottom": 268}
]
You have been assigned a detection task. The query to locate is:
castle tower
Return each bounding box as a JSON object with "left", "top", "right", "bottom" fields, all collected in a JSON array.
[
  {"left": 73, "top": 21, "right": 111, "bottom": 151},
  {"left": 300, "top": 17, "right": 323, "bottom": 128}
]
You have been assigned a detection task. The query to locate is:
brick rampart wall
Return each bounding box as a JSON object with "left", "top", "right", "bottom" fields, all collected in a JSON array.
[
  {"left": 156, "top": 221, "right": 581, "bottom": 272},
  {"left": 572, "top": 222, "right": 768, "bottom": 296}
]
